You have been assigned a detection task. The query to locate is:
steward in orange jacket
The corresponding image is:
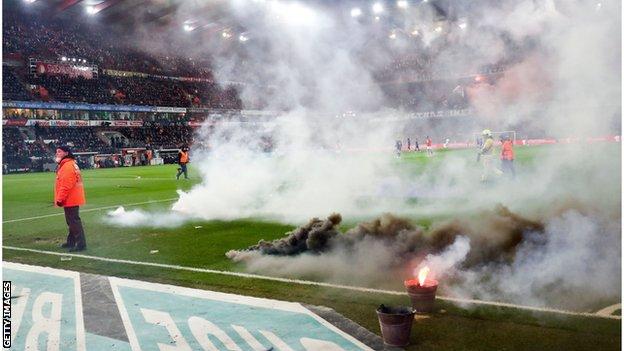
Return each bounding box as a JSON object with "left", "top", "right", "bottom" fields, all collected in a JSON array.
[
  {"left": 501, "top": 139, "right": 514, "bottom": 161},
  {"left": 176, "top": 145, "right": 190, "bottom": 180},
  {"left": 55, "top": 157, "right": 86, "bottom": 207},
  {"left": 500, "top": 136, "right": 515, "bottom": 178},
  {"left": 55, "top": 146, "right": 87, "bottom": 251}
]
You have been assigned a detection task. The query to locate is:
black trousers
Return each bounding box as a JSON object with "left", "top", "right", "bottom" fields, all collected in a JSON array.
[{"left": 64, "top": 206, "right": 86, "bottom": 248}]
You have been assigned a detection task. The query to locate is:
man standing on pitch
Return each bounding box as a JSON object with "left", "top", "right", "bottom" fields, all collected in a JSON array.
[
  {"left": 176, "top": 145, "right": 190, "bottom": 180},
  {"left": 477, "top": 129, "right": 503, "bottom": 182},
  {"left": 55, "top": 146, "right": 87, "bottom": 252},
  {"left": 500, "top": 134, "right": 515, "bottom": 179},
  {"left": 425, "top": 136, "right": 433, "bottom": 156}
]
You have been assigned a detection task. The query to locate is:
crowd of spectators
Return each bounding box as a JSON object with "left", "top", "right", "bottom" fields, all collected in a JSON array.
[
  {"left": 3, "top": 128, "right": 27, "bottom": 166},
  {"left": 2, "top": 128, "right": 49, "bottom": 169},
  {"left": 3, "top": 65, "right": 243, "bottom": 109},
  {"left": 118, "top": 125, "right": 194, "bottom": 149},
  {"left": 3, "top": 64, "right": 243, "bottom": 109},
  {"left": 5, "top": 2, "right": 482, "bottom": 112},
  {"left": 34, "top": 126, "right": 111, "bottom": 153},
  {"left": 375, "top": 54, "right": 433, "bottom": 83},
  {"left": 377, "top": 56, "right": 507, "bottom": 85},
  {"left": 28, "top": 75, "right": 113, "bottom": 104},
  {"left": 382, "top": 79, "right": 470, "bottom": 111},
  {"left": 3, "top": 122, "right": 196, "bottom": 172},
  {"left": 30, "top": 125, "right": 192, "bottom": 153},
  {"left": 3, "top": 3, "right": 242, "bottom": 109},
  {"left": 3, "top": 5, "right": 213, "bottom": 78},
  {"left": 3, "top": 68, "right": 32, "bottom": 101},
  {"left": 375, "top": 54, "right": 511, "bottom": 111}
]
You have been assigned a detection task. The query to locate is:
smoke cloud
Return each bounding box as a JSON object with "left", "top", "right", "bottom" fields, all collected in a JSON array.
[
  {"left": 102, "top": 0, "right": 620, "bottom": 310},
  {"left": 160, "top": 0, "right": 621, "bottom": 223},
  {"left": 105, "top": 206, "right": 188, "bottom": 228},
  {"left": 416, "top": 236, "right": 471, "bottom": 280},
  {"left": 228, "top": 205, "right": 620, "bottom": 310}
]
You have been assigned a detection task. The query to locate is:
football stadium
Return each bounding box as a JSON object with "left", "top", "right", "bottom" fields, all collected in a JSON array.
[{"left": 1, "top": 0, "right": 622, "bottom": 350}]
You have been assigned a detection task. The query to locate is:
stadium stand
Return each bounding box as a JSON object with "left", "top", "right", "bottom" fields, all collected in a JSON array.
[
  {"left": 1, "top": 1, "right": 491, "bottom": 172},
  {"left": 2, "top": 3, "right": 241, "bottom": 109},
  {"left": 2, "top": 10, "right": 213, "bottom": 78},
  {"left": 116, "top": 125, "right": 194, "bottom": 149},
  {"left": 3, "top": 68, "right": 32, "bottom": 101},
  {"left": 1, "top": 2, "right": 238, "bottom": 172},
  {"left": 2, "top": 123, "right": 196, "bottom": 172},
  {"left": 33, "top": 127, "right": 111, "bottom": 153},
  {"left": 2, "top": 128, "right": 49, "bottom": 171},
  {"left": 3, "top": 67, "right": 242, "bottom": 109}
]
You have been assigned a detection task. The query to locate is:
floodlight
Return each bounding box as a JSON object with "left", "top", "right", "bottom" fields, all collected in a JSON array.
[{"left": 372, "top": 3, "right": 383, "bottom": 14}]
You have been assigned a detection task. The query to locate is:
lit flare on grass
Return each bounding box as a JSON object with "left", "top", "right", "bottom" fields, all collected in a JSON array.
[
  {"left": 418, "top": 266, "right": 430, "bottom": 286},
  {"left": 404, "top": 265, "right": 438, "bottom": 313}
]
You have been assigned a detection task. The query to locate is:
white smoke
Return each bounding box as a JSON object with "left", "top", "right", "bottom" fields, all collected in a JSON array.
[
  {"left": 415, "top": 236, "right": 471, "bottom": 281},
  {"left": 447, "top": 210, "right": 621, "bottom": 309},
  {"left": 101, "top": 0, "right": 620, "bottom": 310},
  {"left": 164, "top": 0, "right": 620, "bottom": 223},
  {"left": 398, "top": 210, "right": 621, "bottom": 310},
  {"left": 171, "top": 110, "right": 409, "bottom": 223},
  {"left": 105, "top": 206, "right": 188, "bottom": 228}
]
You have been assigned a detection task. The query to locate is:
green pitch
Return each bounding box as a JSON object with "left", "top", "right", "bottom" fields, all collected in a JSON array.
[{"left": 3, "top": 145, "right": 620, "bottom": 351}]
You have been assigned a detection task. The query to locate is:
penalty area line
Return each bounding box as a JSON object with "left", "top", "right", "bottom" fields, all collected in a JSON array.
[
  {"left": 2, "top": 245, "right": 620, "bottom": 320},
  {"left": 2, "top": 198, "right": 178, "bottom": 223}
]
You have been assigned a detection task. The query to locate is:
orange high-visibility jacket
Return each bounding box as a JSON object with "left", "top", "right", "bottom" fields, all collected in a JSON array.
[
  {"left": 179, "top": 151, "right": 189, "bottom": 164},
  {"left": 501, "top": 140, "right": 514, "bottom": 160},
  {"left": 55, "top": 158, "right": 86, "bottom": 207}
]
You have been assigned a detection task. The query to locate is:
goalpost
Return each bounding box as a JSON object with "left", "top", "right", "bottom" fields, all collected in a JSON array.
[{"left": 472, "top": 130, "right": 516, "bottom": 147}]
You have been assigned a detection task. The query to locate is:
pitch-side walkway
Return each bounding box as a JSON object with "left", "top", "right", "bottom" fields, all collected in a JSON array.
[
  {"left": 3, "top": 262, "right": 386, "bottom": 351},
  {"left": 4, "top": 246, "right": 621, "bottom": 321}
]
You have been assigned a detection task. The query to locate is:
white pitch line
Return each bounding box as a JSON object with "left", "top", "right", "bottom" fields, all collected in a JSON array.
[
  {"left": 94, "top": 177, "right": 193, "bottom": 181},
  {"left": 596, "top": 303, "right": 621, "bottom": 316},
  {"left": 2, "top": 198, "right": 178, "bottom": 223},
  {"left": 2, "top": 246, "right": 621, "bottom": 320}
]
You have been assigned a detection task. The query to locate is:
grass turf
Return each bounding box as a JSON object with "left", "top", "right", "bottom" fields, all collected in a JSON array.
[{"left": 3, "top": 145, "right": 621, "bottom": 351}]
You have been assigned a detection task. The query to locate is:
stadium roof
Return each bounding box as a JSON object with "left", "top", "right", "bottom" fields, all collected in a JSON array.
[{"left": 10, "top": 0, "right": 474, "bottom": 29}]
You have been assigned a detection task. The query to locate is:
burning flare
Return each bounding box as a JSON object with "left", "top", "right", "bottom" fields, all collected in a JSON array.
[{"left": 418, "top": 266, "right": 430, "bottom": 286}]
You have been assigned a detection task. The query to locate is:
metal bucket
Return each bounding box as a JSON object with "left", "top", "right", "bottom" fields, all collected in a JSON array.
[
  {"left": 376, "top": 304, "right": 415, "bottom": 348},
  {"left": 405, "top": 280, "right": 438, "bottom": 314}
]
